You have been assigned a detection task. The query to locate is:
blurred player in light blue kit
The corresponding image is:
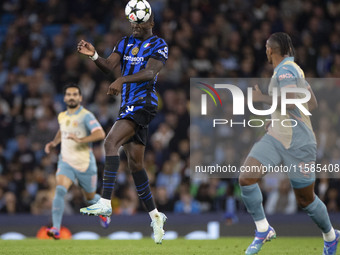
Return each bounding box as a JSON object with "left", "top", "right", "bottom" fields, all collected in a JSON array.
[
  {"left": 45, "top": 84, "right": 108, "bottom": 239},
  {"left": 239, "top": 32, "right": 339, "bottom": 255}
]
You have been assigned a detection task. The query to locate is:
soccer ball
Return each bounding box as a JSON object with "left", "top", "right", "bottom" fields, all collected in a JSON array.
[{"left": 125, "top": 0, "right": 152, "bottom": 24}]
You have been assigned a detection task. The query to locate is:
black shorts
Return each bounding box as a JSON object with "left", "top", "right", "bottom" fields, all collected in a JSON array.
[{"left": 117, "top": 104, "right": 157, "bottom": 146}]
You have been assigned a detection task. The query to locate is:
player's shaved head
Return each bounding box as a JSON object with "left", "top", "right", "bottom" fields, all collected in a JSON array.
[{"left": 267, "top": 32, "right": 295, "bottom": 57}]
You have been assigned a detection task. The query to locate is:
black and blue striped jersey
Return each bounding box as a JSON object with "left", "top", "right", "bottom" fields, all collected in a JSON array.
[{"left": 113, "top": 35, "right": 168, "bottom": 108}]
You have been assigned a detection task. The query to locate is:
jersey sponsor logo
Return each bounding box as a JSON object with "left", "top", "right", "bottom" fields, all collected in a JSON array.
[
  {"left": 131, "top": 47, "right": 139, "bottom": 55},
  {"left": 157, "top": 47, "right": 168, "bottom": 59},
  {"left": 123, "top": 55, "right": 144, "bottom": 64},
  {"left": 278, "top": 73, "right": 293, "bottom": 80},
  {"left": 89, "top": 120, "right": 97, "bottom": 125},
  {"left": 61, "top": 130, "right": 81, "bottom": 138}
]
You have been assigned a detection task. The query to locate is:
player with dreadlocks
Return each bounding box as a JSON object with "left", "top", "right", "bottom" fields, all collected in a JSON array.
[{"left": 239, "top": 32, "right": 339, "bottom": 255}]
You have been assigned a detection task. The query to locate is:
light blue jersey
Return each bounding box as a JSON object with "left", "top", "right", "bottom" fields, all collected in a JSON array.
[
  {"left": 248, "top": 57, "right": 317, "bottom": 188},
  {"left": 57, "top": 106, "right": 103, "bottom": 193},
  {"left": 58, "top": 106, "right": 102, "bottom": 172},
  {"left": 267, "top": 57, "right": 316, "bottom": 150}
]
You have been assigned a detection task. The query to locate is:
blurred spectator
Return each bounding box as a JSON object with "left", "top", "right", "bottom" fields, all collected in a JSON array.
[
  {"left": 12, "top": 134, "right": 36, "bottom": 172},
  {"left": 265, "top": 178, "right": 297, "bottom": 215},
  {"left": 155, "top": 186, "right": 174, "bottom": 212},
  {"left": 174, "top": 185, "right": 200, "bottom": 214},
  {"left": 324, "top": 187, "right": 340, "bottom": 213},
  {"left": 156, "top": 160, "right": 181, "bottom": 199},
  {"left": 0, "top": 192, "right": 17, "bottom": 214}
]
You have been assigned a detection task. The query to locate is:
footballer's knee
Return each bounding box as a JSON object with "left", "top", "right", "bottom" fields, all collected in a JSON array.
[
  {"left": 129, "top": 161, "right": 144, "bottom": 173},
  {"left": 294, "top": 183, "right": 315, "bottom": 208},
  {"left": 104, "top": 137, "right": 120, "bottom": 155},
  {"left": 296, "top": 194, "right": 315, "bottom": 208},
  {"left": 128, "top": 157, "right": 144, "bottom": 173}
]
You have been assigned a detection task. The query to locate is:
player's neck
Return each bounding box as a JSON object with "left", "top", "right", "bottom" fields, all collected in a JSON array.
[
  {"left": 141, "top": 31, "right": 153, "bottom": 41},
  {"left": 272, "top": 56, "right": 285, "bottom": 69},
  {"left": 272, "top": 54, "right": 291, "bottom": 69},
  {"left": 67, "top": 105, "right": 81, "bottom": 114}
]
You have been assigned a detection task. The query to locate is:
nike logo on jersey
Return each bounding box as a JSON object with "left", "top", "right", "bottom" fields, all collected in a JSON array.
[{"left": 127, "top": 44, "right": 134, "bottom": 47}]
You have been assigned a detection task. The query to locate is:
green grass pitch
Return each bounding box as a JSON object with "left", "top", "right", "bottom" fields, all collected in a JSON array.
[{"left": 1, "top": 237, "right": 324, "bottom": 255}]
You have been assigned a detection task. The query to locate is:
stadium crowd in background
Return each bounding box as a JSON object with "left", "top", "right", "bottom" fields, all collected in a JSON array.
[{"left": 1, "top": 0, "right": 340, "bottom": 221}]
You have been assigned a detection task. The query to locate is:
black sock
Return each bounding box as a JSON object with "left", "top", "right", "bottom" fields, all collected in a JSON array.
[
  {"left": 132, "top": 169, "right": 156, "bottom": 212},
  {"left": 102, "top": 156, "right": 119, "bottom": 200}
]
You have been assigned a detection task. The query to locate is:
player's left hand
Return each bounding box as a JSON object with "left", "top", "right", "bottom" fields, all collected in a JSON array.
[
  {"left": 67, "top": 133, "right": 81, "bottom": 143},
  {"left": 252, "top": 84, "right": 264, "bottom": 102},
  {"left": 107, "top": 77, "right": 124, "bottom": 96}
]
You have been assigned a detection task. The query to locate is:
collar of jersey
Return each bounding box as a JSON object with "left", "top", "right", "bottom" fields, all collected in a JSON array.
[
  {"left": 66, "top": 105, "right": 83, "bottom": 116},
  {"left": 133, "top": 35, "right": 155, "bottom": 44},
  {"left": 274, "top": 56, "right": 294, "bottom": 73}
]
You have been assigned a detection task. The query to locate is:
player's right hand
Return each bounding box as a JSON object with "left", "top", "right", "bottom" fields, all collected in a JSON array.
[
  {"left": 77, "top": 40, "right": 95, "bottom": 56},
  {"left": 44, "top": 142, "right": 55, "bottom": 154}
]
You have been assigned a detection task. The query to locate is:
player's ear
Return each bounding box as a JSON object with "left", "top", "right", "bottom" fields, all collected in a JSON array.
[
  {"left": 268, "top": 47, "right": 272, "bottom": 56},
  {"left": 145, "top": 19, "right": 154, "bottom": 29}
]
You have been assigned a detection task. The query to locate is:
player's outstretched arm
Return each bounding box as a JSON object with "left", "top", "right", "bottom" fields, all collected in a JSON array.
[
  {"left": 77, "top": 40, "right": 120, "bottom": 75},
  {"left": 107, "top": 58, "right": 164, "bottom": 96},
  {"left": 45, "top": 130, "right": 61, "bottom": 154},
  {"left": 67, "top": 128, "right": 105, "bottom": 143}
]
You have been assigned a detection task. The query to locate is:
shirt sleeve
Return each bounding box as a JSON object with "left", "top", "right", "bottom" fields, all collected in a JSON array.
[
  {"left": 57, "top": 112, "right": 63, "bottom": 124},
  {"left": 276, "top": 66, "right": 297, "bottom": 88},
  {"left": 112, "top": 37, "right": 127, "bottom": 56},
  {"left": 84, "top": 113, "right": 102, "bottom": 133},
  {"left": 150, "top": 39, "right": 168, "bottom": 65}
]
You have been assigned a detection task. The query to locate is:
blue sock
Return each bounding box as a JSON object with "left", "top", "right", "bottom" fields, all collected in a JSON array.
[
  {"left": 87, "top": 194, "right": 101, "bottom": 205},
  {"left": 240, "top": 183, "right": 266, "bottom": 221},
  {"left": 102, "top": 156, "right": 119, "bottom": 199},
  {"left": 132, "top": 169, "right": 156, "bottom": 212},
  {"left": 52, "top": 185, "right": 67, "bottom": 230},
  {"left": 303, "top": 195, "right": 332, "bottom": 233}
]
